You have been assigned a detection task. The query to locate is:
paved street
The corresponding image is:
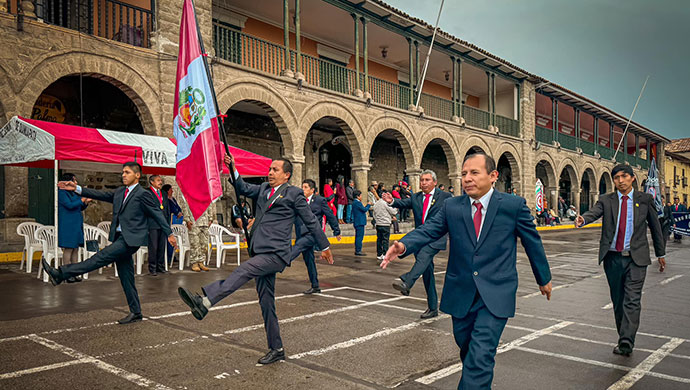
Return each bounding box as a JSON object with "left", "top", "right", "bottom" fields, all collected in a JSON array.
[{"left": 1, "top": 227, "right": 688, "bottom": 389}]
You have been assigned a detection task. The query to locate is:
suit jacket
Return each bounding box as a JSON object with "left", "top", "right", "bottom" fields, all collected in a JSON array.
[
  {"left": 581, "top": 191, "right": 665, "bottom": 266},
  {"left": 81, "top": 184, "right": 172, "bottom": 247},
  {"left": 392, "top": 189, "right": 452, "bottom": 250},
  {"left": 672, "top": 203, "right": 688, "bottom": 213},
  {"left": 234, "top": 176, "right": 329, "bottom": 264},
  {"left": 352, "top": 199, "right": 371, "bottom": 227},
  {"left": 400, "top": 191, "right": 551, "bottom": 319},
  {"left": 295, "top": 195, "right": 340, "bottom": 238},
  {"left": 145, "top": 187, "right": 170, "bottom": 230}
]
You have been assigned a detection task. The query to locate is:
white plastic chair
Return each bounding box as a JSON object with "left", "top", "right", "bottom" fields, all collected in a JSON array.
[
  {"left": 81, "top": 224, "right": 109, "bottom": 279},
  {"left": 208, "top": 223, "right": 241, "bottom": 268},
  {"left": 17, "top": 222, "right": 44, "bottom": 273},
  {"left": 170, "top": 224, "right": 191, "bottom": 270},
  {"left": 34, "top": 226, "right": 62, "bottom": 283}
]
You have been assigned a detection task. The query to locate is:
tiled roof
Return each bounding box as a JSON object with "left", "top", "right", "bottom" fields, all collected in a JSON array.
[{"left": 666, "top": 138, "right": 690, "bottom": 153}]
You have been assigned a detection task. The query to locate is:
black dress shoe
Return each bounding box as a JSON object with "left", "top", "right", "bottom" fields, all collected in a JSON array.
[
  {"left": 613, "top": 342, "right": 633, "bottom": 356},
  {"left": 303, "top": 287, "right": 321, "bottom": 294},
  {"left": 420, "top": 309, "right": 439, "bottom": 319},
  {"left": 157, "top": 269, "right": 168, "bottom": 274},
  {"left": 118, "top": 313, "right": 143, "bottom": 324},
  {"left": 148, "top": 272, "right": 158, "bottom": 276},
  {"left": 178, "top": 287, "right": 209, "bottom": 320},
  {"left": 65, "top": 277, "right": 78, "bottom": 284},
  {"left": 354, "top": 252, "right": 367, "bottom": 256},
  {"left": 392, "top": 279, "right": 410, "bottom": 296},
  {"left": 257, "top": 349, "right": 285, "bottom": 365},
  {"left": 41, "top": 258, "right": 62, "bottom": 286}
]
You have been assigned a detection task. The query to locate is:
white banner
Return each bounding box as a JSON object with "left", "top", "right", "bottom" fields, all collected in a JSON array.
[
  {"left": 0, "top": 116, "right": 55, "bottom": 164},
  {"left": 98, "top": 129, "right": 177, "bottom": 168}
]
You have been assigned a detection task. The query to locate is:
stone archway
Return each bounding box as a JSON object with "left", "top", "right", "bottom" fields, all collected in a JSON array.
[
  {"left": 18, "top": 53, "right": 159, "bottom": 136},
  {"left": 599, "top": 171, "right": 613, "bottom": 196},
  {"left": 217, "top": 78, "right": 298, "bottom": 159},
  {"left": 459, "top": 136, "right": 492, "bottom": 160},
  {"left": 581, "top": 166, "right": 597, "bottom": 213},
  {"left": 535, "top": 155, "right": 558, "bottom": 210},
  {"left": 559, "top": 163, "right": 579, "bottom": 210},
  {"left": 494, "top": 142, "right": 522, "bottom": 196},
  {"left": 418, "top": 127, "right": 461, "bottom": 193}
]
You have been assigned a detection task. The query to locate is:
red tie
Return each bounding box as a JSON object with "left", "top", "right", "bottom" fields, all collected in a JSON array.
[
  {"left": 268, "top": 187, "right": 275, "bottom": 208},
  {"left": 615, "top": 195, "right": 629, "bottom": 252},
  {"left": 123, "top": 188, "right": 129, "bottom": 203},
  {"left": 422, "top": 193, "right": 432, "bottom": 223},
  {"left": 473, "top": 201, "right": 483, "bottom": 239}
]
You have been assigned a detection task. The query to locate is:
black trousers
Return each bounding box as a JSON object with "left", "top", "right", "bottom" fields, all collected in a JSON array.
[
  {"left": 59, "top": 234, "right": 141, "bottom": 314},
  {"left": 376, "top": 225, "right": 390, "bottom": 256},
  {"left": 148, "top": 229, "right": 166, "bottom": 273},
  {"left": 400, "top": 244, "right": 440, "bottom": 311},
  {"left": 603, "top": 251, "right": 647, "bottom": 347},
  {"left": 202, "top": 253, "right": 287, "bottom": 350},
  {"left": 289, "top": 234, "right": 319, "bottom": 288}
]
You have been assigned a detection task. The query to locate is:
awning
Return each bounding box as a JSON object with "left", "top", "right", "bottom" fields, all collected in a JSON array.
[{"left": 0, "top": 116, "right": 271, "bottom": 177}]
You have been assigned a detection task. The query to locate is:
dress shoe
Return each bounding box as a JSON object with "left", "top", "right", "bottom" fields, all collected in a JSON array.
[
  {"left": 157, "top": 269, "right": 168, "bottom": 274},
  {"left": 303, "top": 287, "right": 321, "bottom": 294},
  {"left": 392, "top": 279, "right": 411, "bottom": 296},
  {"left": 74, "top": 275, "right": 83, "bottom": 282},
  {"left": 191, "top": 262, "right": 202, "bottom": 272},
  {"left": 65, "top": 277, "right": 78, "bottom": 284},
  {"left": 420, "top": 309, "right": 439, "bottom": 319},
  {"left": 613, "top": 342, "right": 633, "bottom": 356},
  {"left": 41, "top": 259, "right": 62, "bottom": 286},
  {"left": 148, "top": 272, "right": 158, "bottom": 276},
  {"left": 199, "top": 263, "right": 210, "bottom": 271},
  {"left": 354, "top": 252, "right": 367, "bottom": 256},
  {"left": 118, "top": 313, "right": 143, "bottom": 324},
  {"left": 257, "top": 349, "right": 285, "bottom": 365},
  {"left": 178, "top": 287, "right": 208, "bottom": 320}
]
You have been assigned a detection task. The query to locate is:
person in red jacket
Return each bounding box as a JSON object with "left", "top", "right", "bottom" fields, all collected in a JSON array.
[{"left": 335, "top": 175, "right": 348, "bottom": 224}]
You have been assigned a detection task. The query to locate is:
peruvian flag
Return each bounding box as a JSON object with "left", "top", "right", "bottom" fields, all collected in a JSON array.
[{"left": 173, "top": 0, "right": 224, "bottom": 220}]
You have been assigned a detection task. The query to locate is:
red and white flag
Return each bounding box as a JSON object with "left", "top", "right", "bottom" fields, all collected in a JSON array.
[{"left": 173, "top": 0, "right": 224, "bottom": 220}]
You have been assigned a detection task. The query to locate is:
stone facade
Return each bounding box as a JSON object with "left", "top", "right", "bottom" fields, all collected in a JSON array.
[{"left": 0, "top": 1, "right": 659, "bottom": 248}]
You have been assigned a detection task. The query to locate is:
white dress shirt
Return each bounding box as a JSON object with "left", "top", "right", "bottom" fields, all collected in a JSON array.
[
  {"left": 421, "top": 188, "right": 435, "bottom": 223},
  {"left": 469, "top": 187, "right": 494, "bottom": 240},
  {"left": 76, "top": 183, "right": 139, "bottom": 232}
]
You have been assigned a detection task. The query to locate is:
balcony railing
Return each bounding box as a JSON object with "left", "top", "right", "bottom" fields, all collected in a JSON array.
[
  {"left": 536, "top": 125, "right": 555, "bottom": 145},
  {"left": 598, "top": 147, "right": 613, "bottom": 160},
  {"left": 559, "top": 132, "right": 577, "bottom": 151},
  {"left": 580, "top": 140, "right": 595, "bottom": 156},
  {"left": 463, "top": 105, "right": 491, "bottom": 129},
  {"left": 9, "top": 0, "right": 155, "bottom": 48},
  {"left": 495, "top": 115, "right": 519, "bottom": 137},
  {"left": 419, "top": 93, "right": 453, "bottom": 121},
  {"left": 368, "top": 76, "right": 411, "bottom": 110}
]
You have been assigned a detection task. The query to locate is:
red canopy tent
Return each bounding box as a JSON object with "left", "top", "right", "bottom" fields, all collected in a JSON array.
[{"left": 1, "top": 116, "right": 272, "bottom": 280}]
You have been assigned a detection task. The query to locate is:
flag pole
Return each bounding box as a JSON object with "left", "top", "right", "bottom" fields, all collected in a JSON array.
[
  {"left": 189, "top": 0, "right": 252, "bottom": 252},
  {"left": 414, "top": 0, "right": 445, "bottom": 110},
  {"left": 612, "top": 76, "right": 649, "bottom": 161}
]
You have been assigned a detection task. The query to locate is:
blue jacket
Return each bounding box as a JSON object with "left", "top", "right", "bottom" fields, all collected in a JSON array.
[
  {"left": 400, "top": 191, "right": 551, "bottom": 319},
  {"left": 352, "top": 199, "right": 371, "bottom": 227},
  {"left": 58, "top": 190, "right": 88, "bottom": 248},
  {"left": 392, "top": 189, "right": 452, "bottom": 250}
]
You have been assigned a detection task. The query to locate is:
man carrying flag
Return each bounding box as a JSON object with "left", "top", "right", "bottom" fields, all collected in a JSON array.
[{"left": 172, "top": 0, "right": 335, "bottom": 365}]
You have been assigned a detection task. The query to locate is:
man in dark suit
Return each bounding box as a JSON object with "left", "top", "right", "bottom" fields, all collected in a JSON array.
[
  {"left": 178, "top": 154, "right": 333, "bottom": 365},
  {"left": 383, "top": 153, "right": 552, "bottom": 389},
  {"left": 576, "top": 164, "right": 665, "bottom": 356},
  {"left": 43, "top": 162, "right": 177, "bottom": 324},
  {"left": 145, "top": 175, "right": 170, "bottom": 275},
  {"left": 382, "top": 169, "right": 452, "bottom": 319},
  {"left": 671, "top": 196, "right": 687, "bottom": 242},
  {"left": 290, "top": 179, "right": 341, "bottom": 294}
]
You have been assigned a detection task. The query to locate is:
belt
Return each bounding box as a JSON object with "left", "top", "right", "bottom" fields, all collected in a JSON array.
[{"left": 610, "top": 250, "right": 631, "bottom": 257}]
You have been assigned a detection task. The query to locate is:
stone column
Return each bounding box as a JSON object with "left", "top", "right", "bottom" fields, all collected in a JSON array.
[
  {"left": 546, "top": 186, "right": 558, "bottom": 213},
  {"left": 286, "top": 154, "right": 305, "bottom": 186},
  {"left": 4, "top": 167, "right": 29, "bottom": 217},
  {"left": 351, "top": 163, "right": 371, "bottom": 195},
  {"left": 406, "top": 168, "right": 422, "bottom": 193},
  {"left": 590, "top": 191, "right": 599, "bottom": 208},
  {"left": 520, "top": 81, "right": 537, "bottom": 210},
  {"left": 449, "top": 173, "right": 462, "bottom": 194},
  {"left": 572, "top": 190, "right": 581, "bottom": 214}
]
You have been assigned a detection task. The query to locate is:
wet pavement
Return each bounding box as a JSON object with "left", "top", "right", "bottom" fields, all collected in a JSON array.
[{"left": 1, "top": 228, "right": 689, "bottom": 389}]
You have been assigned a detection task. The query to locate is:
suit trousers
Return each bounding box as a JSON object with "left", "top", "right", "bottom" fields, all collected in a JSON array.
[
  {"left": 376, "top": 226, "right": 390, "bottom": 256},
  {"left": 290, "top": 234, "right": 319, "bottom": 288},
  {"left": 202, "top": 253, "right": 287, "bottom": 350},
  {"left": 400, "top": 244, "right": 439, "bottom": 311},
  {"left": 59, "top": 234, "right": 141, "bottom": 314},
  {"left": 603, "top": 251, "right": 647, "bottom": 347},
  {"left": 452, "top": 292, "right": 508, "bottom": 390},
  {"left": 354, "top": 226, "right": 365, "bottom": 253},
  {"left": 148, "top": 228, "right": 166, "bottom": 273}
]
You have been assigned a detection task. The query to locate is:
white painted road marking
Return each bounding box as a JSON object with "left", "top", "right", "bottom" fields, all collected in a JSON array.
[
  {"left": 27, "top": 335, "right": 173, "bottom": 390},
  {"left": 0, "top": 359, "right": 87, "bottom": 379},
  {"left": 607, "top": 338, "right": 685, "bottom": 389},
  {"left": 660, "top": 274, "right": 684, "bottom": 285},
  {"left": 415, "top": 321, "right": 572, "bottom": 384}
]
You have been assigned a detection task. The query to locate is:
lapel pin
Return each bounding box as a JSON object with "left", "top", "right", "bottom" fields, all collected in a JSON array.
[{"left": 635, "top": 203, "right": 639, "bottom": 207}]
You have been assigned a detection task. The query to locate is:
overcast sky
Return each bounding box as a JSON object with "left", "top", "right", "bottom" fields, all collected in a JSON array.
[{"left": 385, "top": 0, "right": 689, "bottom": 140}]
